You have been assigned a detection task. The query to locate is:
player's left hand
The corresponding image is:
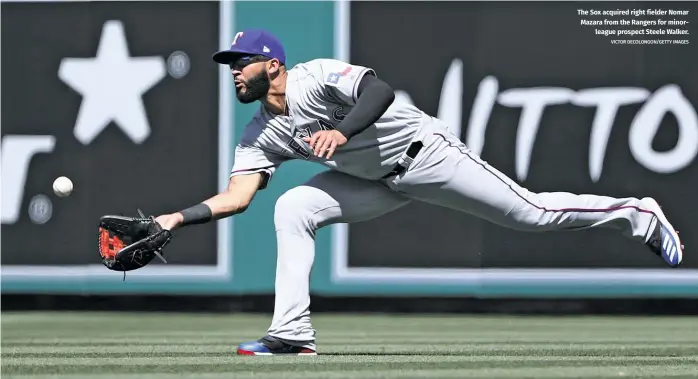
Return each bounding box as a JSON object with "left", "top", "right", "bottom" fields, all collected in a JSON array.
[{"left": 303, "top": 130, "right": 348, "bottom": 159}]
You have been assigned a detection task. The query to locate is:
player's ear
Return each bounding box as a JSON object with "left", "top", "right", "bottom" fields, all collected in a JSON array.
[{"left": 266, "top": 58, "right": 282, "bottom": 75}]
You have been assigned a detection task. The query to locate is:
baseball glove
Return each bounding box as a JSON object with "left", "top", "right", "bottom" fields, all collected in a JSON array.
[{"left": 98, "top": 209, "right": 171, "bottom": 276}]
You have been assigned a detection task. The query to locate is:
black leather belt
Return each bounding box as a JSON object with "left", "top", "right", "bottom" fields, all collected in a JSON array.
[{"left": 381, "top": 141, "right": 423, "bottom": 179}]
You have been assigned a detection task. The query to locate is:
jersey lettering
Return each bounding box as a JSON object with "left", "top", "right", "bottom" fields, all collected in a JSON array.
[
  {"left": 287, "top": 138, "right": 311, "bottom": 159},
  {"left": 332, "top": 106, "right": 347, "bottom": 121},
  {"left": 286, "top": 120, "right": 336, "bottom": 159}
]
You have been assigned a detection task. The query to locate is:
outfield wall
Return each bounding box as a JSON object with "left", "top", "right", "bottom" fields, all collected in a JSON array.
[{"left": 2, "top": 1, "right": 697, "bottom": 298}]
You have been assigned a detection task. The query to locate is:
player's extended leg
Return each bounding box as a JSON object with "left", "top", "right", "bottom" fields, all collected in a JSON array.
[
  {"left": 388, "top": 122, "right": 683, "bottom": 267},
  {"left": 236, "top": 170, "right": 410, "bottom": 356}
]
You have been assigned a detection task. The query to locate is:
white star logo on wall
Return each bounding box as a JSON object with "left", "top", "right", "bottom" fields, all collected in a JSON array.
[{"left": 58, "top": 20, "right": 166, "bottom": 145}]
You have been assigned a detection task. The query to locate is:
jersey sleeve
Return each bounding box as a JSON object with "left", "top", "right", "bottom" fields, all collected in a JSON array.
[
  {"left": 317, "top": 59, "right": 376, "bottom": 105},
  {"left": 230, "top": 144, "right": 286, "bottom": 190}
]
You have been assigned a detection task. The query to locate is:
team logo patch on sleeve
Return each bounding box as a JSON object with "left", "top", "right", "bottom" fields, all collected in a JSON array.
[{"left": 325, "top": 66, "right": 352, "bottom": 84}]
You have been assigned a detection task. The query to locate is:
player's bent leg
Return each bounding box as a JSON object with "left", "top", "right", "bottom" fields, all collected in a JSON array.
[
  {"left": 390, "top": 125, "right": 683, "bottom": 267},
  {"left": 236, "top": 171, "right": 410, "bottom": 356}
]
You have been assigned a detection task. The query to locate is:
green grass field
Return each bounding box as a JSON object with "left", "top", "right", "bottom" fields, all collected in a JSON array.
[{"left": 2, "top": 312, "right": 697, "bottom": 378}]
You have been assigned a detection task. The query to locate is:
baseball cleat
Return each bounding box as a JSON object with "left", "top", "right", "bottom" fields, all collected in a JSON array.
[
  {"left": 236, "top": 335, "right": 317, "bottom": 356},
  {"left": 643, "top": 197, "right": 683, "bottom": 268}
]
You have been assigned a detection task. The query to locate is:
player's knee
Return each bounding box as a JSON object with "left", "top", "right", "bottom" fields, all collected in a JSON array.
[
  {"left": 274, "top": 188, "right": 316, "bottom": 233},
  {"left": 505, "top": 195, "right": 549, "bottom": 231},
  {"left": 508, "top": 209, "right": 547, "bottom": 231}
]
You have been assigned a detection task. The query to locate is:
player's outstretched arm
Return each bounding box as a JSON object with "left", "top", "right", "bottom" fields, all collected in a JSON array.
[{"left": 154, "top": 172, "right": 263, "bottom": 231}]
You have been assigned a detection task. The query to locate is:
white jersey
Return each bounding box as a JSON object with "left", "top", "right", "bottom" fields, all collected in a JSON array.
[{"left": 230, "top": 58, "right": 430, "bottom": 188}]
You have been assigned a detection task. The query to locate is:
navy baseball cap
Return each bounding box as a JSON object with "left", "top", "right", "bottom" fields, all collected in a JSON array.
[{"left": 212, "top": 29, "right": 286, "bottom": 65}]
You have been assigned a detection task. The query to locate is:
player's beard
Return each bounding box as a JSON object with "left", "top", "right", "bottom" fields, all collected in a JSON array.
[{"left": 236, "top": 68, "right": 271, "bottom": 104}]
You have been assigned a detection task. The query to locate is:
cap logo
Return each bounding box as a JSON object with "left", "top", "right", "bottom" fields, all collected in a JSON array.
[
  {"left": 263, "top": 46, "right": 270, "bottom": 53},
  {"left": 232, "top": 31, "right": 243, "bottom": 46}
]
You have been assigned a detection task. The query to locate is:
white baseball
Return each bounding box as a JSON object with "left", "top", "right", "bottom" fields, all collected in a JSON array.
[{"left": 53, "top": 176, "right": 73, "bottom": 197}]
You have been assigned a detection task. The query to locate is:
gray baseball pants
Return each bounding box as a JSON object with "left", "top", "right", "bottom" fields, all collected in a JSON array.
[{"left": 267, "top": 118, "right": 659, "bottom": 349}]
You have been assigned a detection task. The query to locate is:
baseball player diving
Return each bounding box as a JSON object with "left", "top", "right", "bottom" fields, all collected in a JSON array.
[{"left": 151, "top": 29, "right": 684, "bottom": 355}]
